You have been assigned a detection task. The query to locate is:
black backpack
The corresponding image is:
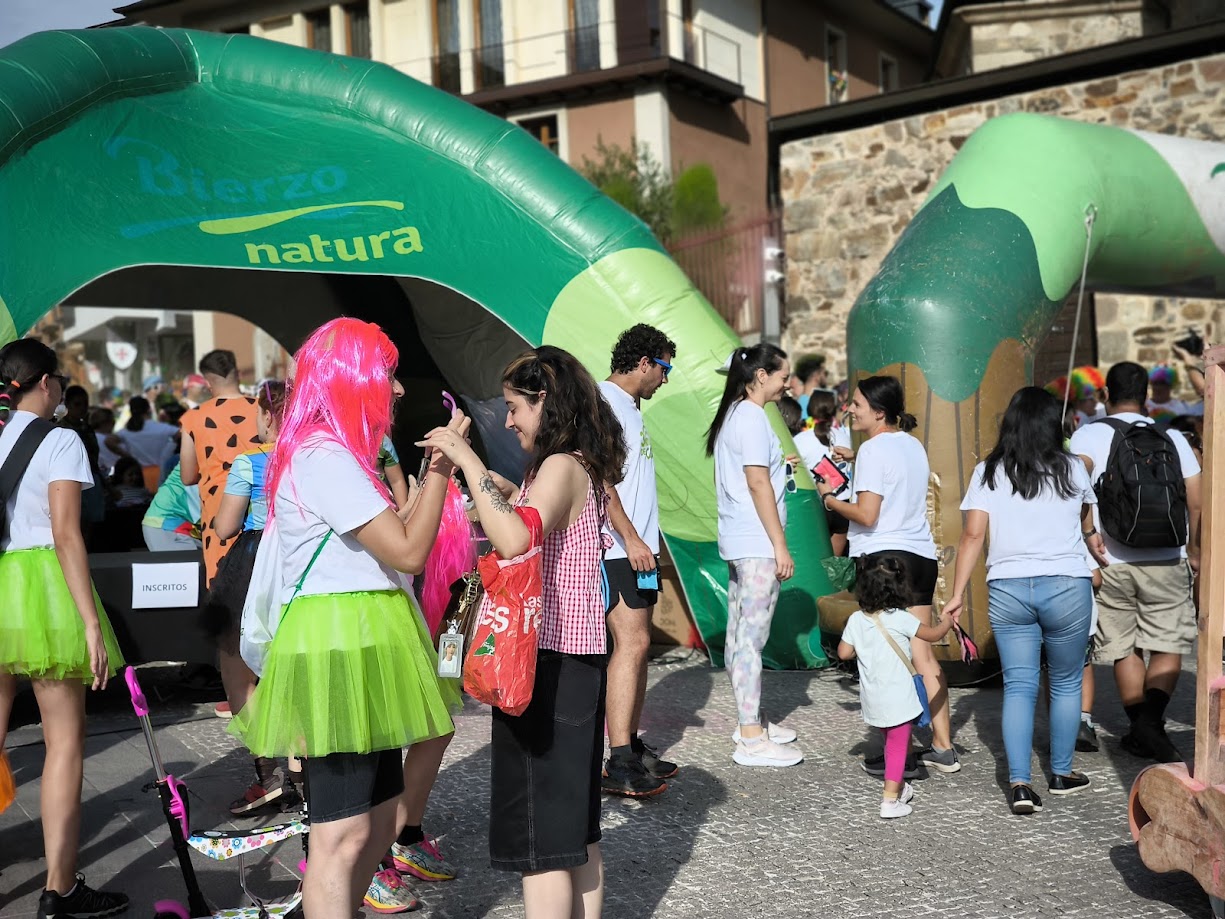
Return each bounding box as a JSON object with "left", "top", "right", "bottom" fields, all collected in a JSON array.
[
  {"left": 0, "top": 418, "right": 55, "bottom": 547},
  {"left": 1093, "top": 418, "right": 1188, "bottom": 549}
]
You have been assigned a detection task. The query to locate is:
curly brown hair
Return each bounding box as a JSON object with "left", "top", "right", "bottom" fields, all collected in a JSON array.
[{"left": 502, "top": 345, "right": 627, "bottom": 487}]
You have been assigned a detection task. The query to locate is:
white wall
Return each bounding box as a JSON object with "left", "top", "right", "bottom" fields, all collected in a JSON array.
[
  {"left": 252, "top": 12, "right": 307, "bottom": 45},
  {"left": 693, "top": 0, "right": 762, "bottom": 99},
  {"left": 382, "top": 0, "right": 435, "bottom": 82},
  {"left": 507, "top": 0, "right": 569, "bottom": 84},
  {"left": 633, "top": 88, "right": 671, "bottom": 176}
]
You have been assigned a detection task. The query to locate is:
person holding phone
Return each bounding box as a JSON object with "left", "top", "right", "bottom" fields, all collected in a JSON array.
[
  {"left": 816, "top": 375, "right": 958, "bottom": 776},
  {"left": 706, "top": 344, "right": 803, "bottom": 768},
  {"left": 598, "top": 325, "right": 678, "bottom": 797}
]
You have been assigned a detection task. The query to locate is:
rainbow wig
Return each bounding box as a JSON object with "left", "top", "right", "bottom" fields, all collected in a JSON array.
[
  {"left": 1071, "top": 365, "right": 1105, "bottom": 394},
  {"left": 421, "top": 479, "right": 477, "bottom": 636},
  {"left": 1149, "top": 364, "right": 1179, "bottom": 388},
  {"left": 267, "top": 318, "right": 398, "bottom": 517},
  {"left": 1044, "top": 376, "right": 1069, "bottom": 401}
]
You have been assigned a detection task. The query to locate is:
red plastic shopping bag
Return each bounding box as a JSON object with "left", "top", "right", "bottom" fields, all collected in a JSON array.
[
  {"left": 463, "top": 507, "right": 544, "bottom": 716},
  {"left": 0, "top": 750, "right": 14, "bottom": 815}
]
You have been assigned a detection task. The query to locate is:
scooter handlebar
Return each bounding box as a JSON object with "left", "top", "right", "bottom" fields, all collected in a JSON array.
[{"left": 125, "top": 666, "right": 150, "bottom": 717}]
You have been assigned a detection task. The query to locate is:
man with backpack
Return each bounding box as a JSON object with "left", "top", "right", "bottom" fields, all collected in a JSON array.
[{"left": 1070, "top": 362, "right": 1201, "bottom": 764}]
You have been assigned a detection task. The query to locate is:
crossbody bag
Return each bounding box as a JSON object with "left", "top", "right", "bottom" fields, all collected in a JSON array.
[
  {"left": 870, "top": 613, "right": 933, "bottom": 728},
  {"left": 0, "top": 418, "right": 55, "bottom": 549}
]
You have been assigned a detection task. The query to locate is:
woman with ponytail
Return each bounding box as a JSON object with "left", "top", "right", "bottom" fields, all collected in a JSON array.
[
  {"left": 816, "top": 375, "right": 958, "bottom": 775},
  {"left": 704, "top": 344, "right": 804, "bottom": 769},
  {"left": 0, "top": 339, "right": 128, "bottom": 919},
  {"left": 229, "top": 319, "right": 465, "bottom": 918}
]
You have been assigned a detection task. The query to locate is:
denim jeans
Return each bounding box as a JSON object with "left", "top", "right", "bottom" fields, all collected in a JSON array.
[{"left": 988, "top": 576, "right": 1092, "bottom": 784}]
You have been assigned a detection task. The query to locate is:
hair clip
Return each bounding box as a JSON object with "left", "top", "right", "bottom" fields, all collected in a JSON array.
[
  {"left": 0, "top": 393, "right": 10, "bottom": 402},
  {"left": 9, "top": 380, "right": 19, "bottom": 389},
  {"left": 739, "top": 351, "right": 747, "bottom": 360}
]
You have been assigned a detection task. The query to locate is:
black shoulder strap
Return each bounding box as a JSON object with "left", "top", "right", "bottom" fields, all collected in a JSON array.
[{"left": 0, "top": 418, "right": 56, "bottom": 513}]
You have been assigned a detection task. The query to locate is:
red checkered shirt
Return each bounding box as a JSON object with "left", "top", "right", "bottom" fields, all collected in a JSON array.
[{"left": 518, "top": 466, "right": 609, "bottom": 655}]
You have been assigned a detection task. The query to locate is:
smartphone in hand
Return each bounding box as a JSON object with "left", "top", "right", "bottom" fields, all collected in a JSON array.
[{"left": 813, "top": 456, "right": 849, "bottom": 495}]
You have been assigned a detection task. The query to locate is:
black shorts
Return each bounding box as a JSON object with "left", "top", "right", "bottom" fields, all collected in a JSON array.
[
  {"left": 603, "top": 557, "right": 658, "bottom": 612},
  {"left": 201, "top": 528, "right": 262, "bottom": 650},
  {"left": 305, "top": 748, "right": 403, "bottom": 823},
  {"left": 825, "top": 507, "right": 850, "bottom": 536},
  {"left": 489, "top": 650, "right": 607, "bottom": 872},
  {"left": 856, "top": 550, "right": 939, "bottom": 606}
]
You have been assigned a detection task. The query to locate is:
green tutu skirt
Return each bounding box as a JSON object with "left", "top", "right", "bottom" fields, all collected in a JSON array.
[
  {"left": 0, "top": 548, "right": 126, "bottom": 681},
  {"left": 230, "top": 589, "right": 459, "bottom": 758}
]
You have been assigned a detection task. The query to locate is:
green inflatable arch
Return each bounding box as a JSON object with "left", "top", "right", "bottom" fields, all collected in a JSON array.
[
  {"left": 849, "top": 112, "right": 1225, "bottom": 661},
  {"left": 0, "top": 28, "right": 833, "bottom": 669}
]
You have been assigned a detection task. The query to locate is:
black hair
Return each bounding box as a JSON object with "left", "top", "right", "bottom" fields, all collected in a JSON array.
[
  {"left": 793, "top": 353, "right": 825, "bottom": 383},
  {"left": 1106, "top": 361, "right": 1148, "bottom": 406},
  {"left": 856, "top": 375, "right": 917, "bottom": 432},
  {"left": 982, "top": 387, "right": 1079, "bottom": 500},
  {"left": 807, "top": 390, "right": 836, "bottom": 446},
  {"left": 854, "top": 554, "right": 914, "bottom": 613},
  {"left": 0, "top": 338, "right": 58, "bottom": 430},
  {"left": 609, "top": 324, "right": 677, "bottom": 375},
  {"left": 64, "top": 385, "right": 89, "bottom": 404},
  {"left": 199, "top": 349, "right": 238, "bottom": 379},
  {"left": 778, "top": 396, "right": 804, "bottom": 435},
  {"left": 705, "top": 343, "right": 788, "bottom": 456},
  {"left": 503, "top": 345, "right": 627, "bottom": 487},
  {"left": 127, "top": 395, "right": 151, "bottom": 431},
  {"left": 1168, "top": 415, "right": 1203, "bottom": 455},
  {"left": 112, "top": 455, "right": 143, "bottom": 486}
]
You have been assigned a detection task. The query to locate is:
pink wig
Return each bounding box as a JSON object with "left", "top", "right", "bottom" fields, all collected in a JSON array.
[
  {"left": 268, "top": 318, "right": 398, "bottom": 517},
  {"left": 421, "top": 479, "right": 477, "bottom": 636}
]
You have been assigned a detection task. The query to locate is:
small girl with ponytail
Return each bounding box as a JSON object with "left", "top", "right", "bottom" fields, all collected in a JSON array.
[
  {"left": 0, "top": 338, "right": 128, "bottom": 914},
  {"left": 838, "top": 554, "right": 956, "bottom": 818}
]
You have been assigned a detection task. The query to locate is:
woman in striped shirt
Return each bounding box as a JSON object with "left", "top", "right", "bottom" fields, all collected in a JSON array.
[{"left": 419, "top": 345, "right": 626, "bottom": 919}]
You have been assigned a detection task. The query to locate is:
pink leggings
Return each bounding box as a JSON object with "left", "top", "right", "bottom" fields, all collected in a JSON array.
[{"left": 880, "top": 722, "right": 913, "bottom": 785}]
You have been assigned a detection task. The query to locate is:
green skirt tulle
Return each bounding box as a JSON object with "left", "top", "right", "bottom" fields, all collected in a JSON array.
[
  {"left": 230, "top": 589, "right": 458, "bottom": 758},
  {"left": 0, "top": 548, "right": 125, "bottom": 681}
]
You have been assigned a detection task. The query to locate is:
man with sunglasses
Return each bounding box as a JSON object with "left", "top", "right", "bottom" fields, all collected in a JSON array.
[{"left": 599, "top": 324, "right": 678, "bottom": 797}]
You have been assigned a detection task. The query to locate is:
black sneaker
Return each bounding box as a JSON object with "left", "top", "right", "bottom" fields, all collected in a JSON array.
[
  {"left": 602, "top": 755, "right": 667, "bottom": 797},
  {"left": 1010, "top": 785, "right": 1043, "bottom": 815},
  {"left": 862, "top": 753, "right": 919, "bottom": 779},
  {"left": 1075, "top": 720, "right": 1099, "bottom": 753},
  {"left": 37, "top": 875, "right": 128, "bottom": 919},
  {"left": 633, "top": 737, "right": 678, "bottom": 779},
  {"left": 230, "top": 765, "right": 290, "bottom": 816},
  {"left": 1122, "top": 722, "right": 1183, "bottom": 764},
  {"left": 1048, "top": 771, "right": 1092, "bottom": 795}
]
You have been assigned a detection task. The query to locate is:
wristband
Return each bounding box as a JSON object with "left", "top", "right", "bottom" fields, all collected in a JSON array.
[
  {"left": 1082, "top": 526, "right": 1098, "bottom": 539},
  {"left": 823, "top": 495, "right": 834, "bottom": 511}
]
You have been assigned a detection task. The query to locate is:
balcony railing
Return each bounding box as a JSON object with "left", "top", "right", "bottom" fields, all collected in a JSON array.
[{"left": 393, "top": 14, "right": 742, "bottom": 96}]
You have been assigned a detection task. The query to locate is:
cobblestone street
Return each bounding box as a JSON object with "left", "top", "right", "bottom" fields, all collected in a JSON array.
[{"left": 0, "top": 654, "right": 1212, "bottom": 918}]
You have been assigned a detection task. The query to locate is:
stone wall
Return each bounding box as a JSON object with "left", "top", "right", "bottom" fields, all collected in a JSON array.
[
  {"left": 779, "top": 50, "right": 1225, "bottom": 395},
  {"left": 967, "top": 4, "right": 1147, "bottom": 73}
]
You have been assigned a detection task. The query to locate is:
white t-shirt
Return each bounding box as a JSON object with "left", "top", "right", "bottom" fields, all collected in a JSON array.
[
  {"left": 847, "top": 431, "right": 936, "bottom": 559},
  {"left": 792, "top": 428, "right": 831, "bottom": 477},
  {"left": 599, "top": 381, "right": 659, "bottom": 559},
  {"left": 841, "top": 608, "right": 923, "bottom": 728},
  {"left": 714, "top": 401, "right": 786, "bottom": 561},
  {"left": 1069, "top": 412, "right": 1201, "bottom": 565},
  {"left": 960, "top": 458, "right": 1095, "bottom": 581},
  {"left": 831, "top": 423, "right": 852, "bottom": 452},
  {"left": 118, "top": 420, "right": 178, "bottom": 467},
  {"left": 1147, "top": 398, "right": 1189, "bottom": 418},
  {"left": 0, "top": 411, "right": 94, "bottom": 551},
  {"left": 275, "top": 435, "right": 401, "bottom": 603}
]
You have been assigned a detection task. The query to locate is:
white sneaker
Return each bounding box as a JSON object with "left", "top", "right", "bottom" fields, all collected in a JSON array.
[
  {"left": 731, "top": 720, "right": 798, "bottom": 745},
  {"left": 732, "top": 737, "right": 804, "bottom": 768},
  {"left": 899, "top": 782, "right": 914, "bottom": 805},
  {"left": 880, "top": 797, "right": 913, "bottom": 819}
]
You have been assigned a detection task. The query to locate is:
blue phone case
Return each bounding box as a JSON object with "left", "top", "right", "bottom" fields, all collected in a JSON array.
[{"left": 637, "top": 569, "right": 660, "bottom": 590}]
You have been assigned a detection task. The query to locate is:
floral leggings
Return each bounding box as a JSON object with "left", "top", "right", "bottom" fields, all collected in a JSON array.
[{"left": 726, "top": 558, "right": 781, "bottom": 726}]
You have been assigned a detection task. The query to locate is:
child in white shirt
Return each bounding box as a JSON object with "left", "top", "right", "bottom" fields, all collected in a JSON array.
[{"left": 839, "top": 553, "right": 956, "bottom": 818}]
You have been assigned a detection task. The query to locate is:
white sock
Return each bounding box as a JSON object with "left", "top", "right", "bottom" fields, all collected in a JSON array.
[{"left": 1081, "top": 711, "right": 1094, "bottom": 725}]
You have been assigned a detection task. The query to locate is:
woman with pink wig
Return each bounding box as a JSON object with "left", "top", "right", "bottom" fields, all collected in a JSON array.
[{"left": 230, "top": 318, "right": 465, "bottom": 919}]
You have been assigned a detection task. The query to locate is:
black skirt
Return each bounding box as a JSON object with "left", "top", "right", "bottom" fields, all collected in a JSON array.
[{"left": 201, "top": 528, "right": 262, "bottom": 644}]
